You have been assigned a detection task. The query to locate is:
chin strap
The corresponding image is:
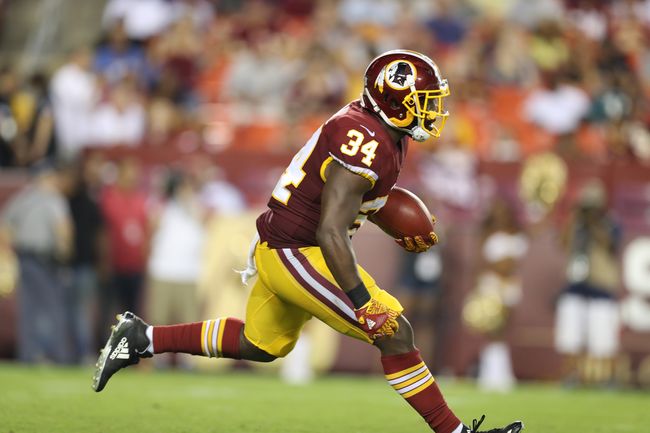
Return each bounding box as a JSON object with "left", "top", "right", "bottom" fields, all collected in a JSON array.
[{"left": 410, "top": 127, "right": 430, "bottom": 141}]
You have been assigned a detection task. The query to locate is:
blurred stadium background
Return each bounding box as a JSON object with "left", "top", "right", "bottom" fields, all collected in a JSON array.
[{"left": 0, "top": 0, "right": 649, "bottom": 430}]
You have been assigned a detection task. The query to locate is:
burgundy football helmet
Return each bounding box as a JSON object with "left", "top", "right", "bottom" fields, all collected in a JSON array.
[{"left": 361, "top": 50, "right": 450, "bottom": 141}]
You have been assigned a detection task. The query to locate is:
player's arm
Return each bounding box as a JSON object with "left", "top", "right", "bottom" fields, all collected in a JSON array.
[
  {"left": 316, "top": 161, "right": 370, "bottom": 293},
  {"left": 316, "top": 162, "right": 400, "bottom": 338}
]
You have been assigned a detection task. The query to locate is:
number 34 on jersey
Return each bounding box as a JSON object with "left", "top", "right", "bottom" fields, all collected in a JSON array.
[
  {"left": 340, "top": 129, "right": 378, "bottom": 167},
  {"left": 272, "top": 128, "right": 379, "bottom": 204}
]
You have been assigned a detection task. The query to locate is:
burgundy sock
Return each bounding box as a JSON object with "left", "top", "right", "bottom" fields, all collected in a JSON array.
[
  {"left": 153, "top": 318, "right": 244, "bottom": 359},
  {"left": 382, "top": 350, "right": 462, "bottom": 433}
]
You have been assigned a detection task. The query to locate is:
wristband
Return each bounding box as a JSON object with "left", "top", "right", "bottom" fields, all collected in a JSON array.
[{"left": 347, "top": 282, "right": 371, "bottom": 309}]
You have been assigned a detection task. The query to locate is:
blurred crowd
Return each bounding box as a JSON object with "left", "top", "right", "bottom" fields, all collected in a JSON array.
[
  {"left": 0, "top": 0, "right": 649, "bottom": 385},
  {"left": 0, "top": 0, "right": 649, "bottom": 167},
  {"left": 0, "top": 156, "right": 246, "bottom": 364}
]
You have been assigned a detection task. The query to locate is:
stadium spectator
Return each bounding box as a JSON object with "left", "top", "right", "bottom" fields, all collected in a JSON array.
[
  {"left": 89, "top": 79, "right": 146, "bottom": 147},
  {"left": 94, "top": 20, "right": 151, "bottom": 87},
  {"left": 625, "top": 113, "right": 650, "bottom": 162},
  {"left": 198, "top": 165, "right": 247, "bottom": 215},
  {"left": 99, "top": 158, "right": 149, "bottom": 323},
  {"left": 509, "top": 0, "right": 564, "bottom": 29},
  {"left": 0, "top": 67, "right": 20, "bottom": 167},
  {"left": 147, "top": 170, "right": 205, "bottom": 368},
  {"left": 555, "top": 179, "right": 621, "bottom": 387},
  {"left": 337, "top": 0, "right": 399, "bottom": 27},
  {"left": 588, "top": 72, "right": 635, "bottom": 125},
  {"left": 529, "top": 20, "right": 570, "bottom": 72},
  {"left": 523, "top": 70, "right": 590, "bottom": 136},
  {"left": 488, "top": 24, "right": 538, "bottom": 86},
  {"left": 394, "top": 238, "right": 443, "bottom": 367},
  {"left": 0, "top": 161, "right": 73, "bottom": 363},
  {"left": 473, "top": 199, "right": 528, "bottom": 392},
  {"left": 170, "top": 0, "right": 216, "bottom": 31},
  {"left": 610, "top": 0, "right": 650, "bottom": 26},
  {"left": 567, "top": 0, "right": 608, "bottom": 42},
  {"left": 10, "top": 73, "right": 56, "bottom": 166},
  {"left": 461, "top": 0, "right": 514, "bottom": 21},
  {"left": 102, "top": 0, "right": 175, "bottom": 41},
  {"left": 146, "top": 72, "right": 185, "bottom": 145},
  {"left": 424, "top": 0, "right": 467, "bottom": 49},
  {"left": 67, "top": 154, "right": 106, "bottom": 364},
  {"left": 287, "top": 44, "right": 347, "bottom": 121},
  {"left": 223, "top": 33, "right": 302, "bottom": 123},
  {"left": 50, "top": 47, "right": 98, "bottom": 161},
  {"left": 148, "top": 13, "right": 202, "bottom": 104}
]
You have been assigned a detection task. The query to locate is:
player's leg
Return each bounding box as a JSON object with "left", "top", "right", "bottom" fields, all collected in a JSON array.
[
  {"left": 92, "top": 267, "right": 310, "bottom": 392},
  {"left": 263, "top": 245, "right": 522, "bottom": 433},
  {"left": 586, "top": 297, "right": 620, "bottom": 385},
  {"left": 162, "top": 272, "right": 312, "bottom": 363},
  {"left": 554, "top": 292, "right": 587, "bottom": 385}
]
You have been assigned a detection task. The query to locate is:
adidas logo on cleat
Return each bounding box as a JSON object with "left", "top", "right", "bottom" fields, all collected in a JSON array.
[
  {"left": 366, "top": 318, "right": 376, "bottom": 329},
  {"left": 109, "top": 337, "right": 130, "bottom": 360}
]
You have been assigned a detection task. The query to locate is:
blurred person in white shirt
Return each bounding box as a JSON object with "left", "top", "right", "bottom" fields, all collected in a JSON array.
[
  {"left": 89, "top": 80, "right": 146, "bottom": 147},
  {"left": 102, "top": 0, "right": 175, "bottom": 41},
  {"left": 567, "top": 0, "right": 608, "bottom": 42},
  {"left": 50, "top": 47, "right": 99, "bottom": 161},
  {"left": 198, "top": 164, "right": 246, "bottom": 216},
  {"left": 523, "top": 70, "right": 590, "bottom": 136},
  {"left": 147, "top": 170, "right": 206, "bottom": 368}
]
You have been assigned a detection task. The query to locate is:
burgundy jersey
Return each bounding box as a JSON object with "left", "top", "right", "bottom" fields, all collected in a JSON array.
[{"left": 257, "top": 100, "right": 409, "bottom": 248}]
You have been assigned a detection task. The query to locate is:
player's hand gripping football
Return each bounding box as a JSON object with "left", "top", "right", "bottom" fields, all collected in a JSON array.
[
  {"left": 354, "top": 298, "right": 401, "bottom": 339},
  {"left": 395, "top": 217, "right": 439, "bottom": 253}
]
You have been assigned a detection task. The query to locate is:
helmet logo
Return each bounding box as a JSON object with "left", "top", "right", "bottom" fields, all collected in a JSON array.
[{"left": 385, "top": 60, "right": 416, "bottom": 91}]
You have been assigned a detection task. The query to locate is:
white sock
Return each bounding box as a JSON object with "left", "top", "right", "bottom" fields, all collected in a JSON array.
[{"left": 144, "top": 326, "right": 154, "bottom": 354}]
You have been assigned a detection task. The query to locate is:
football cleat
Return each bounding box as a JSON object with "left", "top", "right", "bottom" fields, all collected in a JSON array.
[
  {"left": 92, "top": 311, "right": 152, "bottom": 392},
  {"left": 462, "top": 415, "right": 524, "bottom": 433}
]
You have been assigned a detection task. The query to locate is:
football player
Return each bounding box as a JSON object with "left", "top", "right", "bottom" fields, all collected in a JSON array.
[{"left": 93, "top": 50, "right": 523, "bottom": 433}]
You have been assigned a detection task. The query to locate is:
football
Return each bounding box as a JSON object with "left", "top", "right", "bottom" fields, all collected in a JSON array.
[{"left": 369, "top": 187, "right": 435, "bottom": 239}]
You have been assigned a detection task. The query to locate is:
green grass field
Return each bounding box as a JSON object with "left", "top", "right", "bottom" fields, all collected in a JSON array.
[{"left": 0, "top": 363, "right": 648, "bottom": 433}]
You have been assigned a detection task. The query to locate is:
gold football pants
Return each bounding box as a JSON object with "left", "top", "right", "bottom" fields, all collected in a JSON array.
[{"left": 243, "top": 241, "right": 403, "bottom": 357}]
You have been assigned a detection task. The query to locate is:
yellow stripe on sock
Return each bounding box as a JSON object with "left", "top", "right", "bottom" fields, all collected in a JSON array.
[
  {"left": 200, "top": 321, "right": 208, "bottom": 356},
  {"left": 392, "top": 369, "right": 431, "bottom": 391},
  {"left": 385, "top": 361, "right": 426, "bottom": 380},
  {"left": 402, "top": 376, "right": 435, "bottom": 399},
  {"left": 216, "top": 319, "right": 226, "bottom": 357},
  {"left": 206, "top": 320, "right": 216, "bottom": 357}
]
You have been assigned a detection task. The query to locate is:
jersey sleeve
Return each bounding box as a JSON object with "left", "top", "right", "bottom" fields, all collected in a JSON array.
[{"left": 322, "top": 116, "right": 391, "bottom": 188}]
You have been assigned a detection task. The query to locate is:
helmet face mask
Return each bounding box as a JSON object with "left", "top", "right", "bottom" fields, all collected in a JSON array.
[
  {"left": 361, "top": 50, "right": 450, "bottom": 142},
  {"left": 403, "top": 83, "right": 450, "bottom": 138}
]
